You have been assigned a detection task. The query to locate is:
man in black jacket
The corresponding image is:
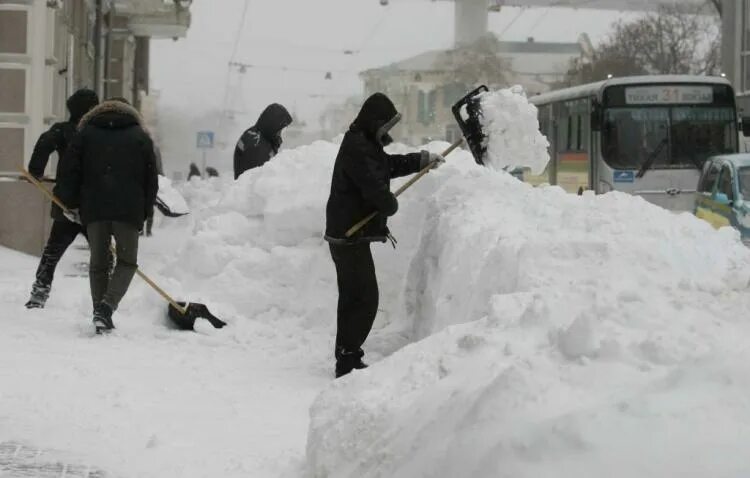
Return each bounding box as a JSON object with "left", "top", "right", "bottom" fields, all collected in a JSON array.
[
  {"left": 324, "top": 92, "right": 444, "bottom": 378},
  {"left": 25, "top": 88, "right": 99, "bottom": 309},
  {"left": 233, "top": 103, "right": 292, "bottom": 179},
  {"left": 57, "top": 98, "right": 159, "bottom": 334}
]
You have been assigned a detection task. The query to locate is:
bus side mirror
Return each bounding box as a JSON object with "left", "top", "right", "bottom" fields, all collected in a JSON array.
[
  {"left": 742, "top": 117, "right": 750, "bottom": 137},
  {"left": 591, "top": 100, "right": 602, "bottom": 132}
]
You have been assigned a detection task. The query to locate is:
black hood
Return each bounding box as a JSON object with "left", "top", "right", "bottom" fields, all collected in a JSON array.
[
  {"left": 255, "top": 104, "right": 292, "bottom": 144},
  {"left": 66, "top": 89, "right": 99, "bottom": 124},
  {"left": 351, "top": 93, "right": 401, "bottom": 146},
  {"left": 79, "top": 100, "right": 143, "bottom": 131}
]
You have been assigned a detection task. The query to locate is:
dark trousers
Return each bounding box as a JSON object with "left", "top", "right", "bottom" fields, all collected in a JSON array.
[
  {"left": 32, "top": 220, "right": 86, "bottom": 292},
  {"left": 87, "top": 221, "right": 139, "bottom": 309},
  {"left": 329, "top": 243, "right": 379, "bottom": 354}
]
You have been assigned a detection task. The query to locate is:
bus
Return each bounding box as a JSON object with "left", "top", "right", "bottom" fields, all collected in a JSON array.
[{"left": 526, "top": 75, "right": 740, "bottom": 211}]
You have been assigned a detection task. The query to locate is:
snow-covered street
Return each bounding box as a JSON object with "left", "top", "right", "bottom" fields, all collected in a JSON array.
[{"left": 4, "top": 88, "right": 750, "bottom": 477}]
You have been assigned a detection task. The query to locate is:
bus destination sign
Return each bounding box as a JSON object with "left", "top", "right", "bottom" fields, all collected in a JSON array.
[{"left": 625, "top": 85, "right": 714, "bottom": 105}]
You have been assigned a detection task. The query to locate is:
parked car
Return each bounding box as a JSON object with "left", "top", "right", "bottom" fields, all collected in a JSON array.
[{"left": 694, "top": 154, "right": 750, "bottom": 245}]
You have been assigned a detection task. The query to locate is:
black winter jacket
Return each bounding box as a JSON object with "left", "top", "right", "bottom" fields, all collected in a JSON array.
[
  {"left": 325, "top": 93, "right": 424, "bottom": 244},
  {"left": 57, "top": 101, "right": 159, "bottom": 228},
  {"left": 233, "top": 103, "right": 292, "bottom": 179},
  {"left": 28, "top": 89, "right": 98, "bottom": 221}
]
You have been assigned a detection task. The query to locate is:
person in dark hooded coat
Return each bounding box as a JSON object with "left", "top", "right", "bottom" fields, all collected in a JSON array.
[
  {"left": 57, "top": 98, "right": 158, "bottom": 334},
  {"left": 24, "top": 88, "right": 99, "bottom": 309},
  {"left": 324, "top": 92, "right": 444, "bottom": 378},
  {"left": 233, "top": 103, "right": 293, "bottom": 179}
]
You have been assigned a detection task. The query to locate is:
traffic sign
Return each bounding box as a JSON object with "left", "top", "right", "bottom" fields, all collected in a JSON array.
[{"left": 197, "top": 131, "right": 214, "bottom": 149}]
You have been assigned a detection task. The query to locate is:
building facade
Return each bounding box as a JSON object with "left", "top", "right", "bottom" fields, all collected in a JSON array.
[
  {"left": 0, "top": 0, "right": 190, "bottom": 255},
  {"left": 359, "top": 37, "right": 591, "bottom": 146}
]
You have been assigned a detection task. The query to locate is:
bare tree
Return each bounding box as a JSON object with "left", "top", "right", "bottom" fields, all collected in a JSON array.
[{"left": 559, "top": 5, "right": 720, "bottom": 87}]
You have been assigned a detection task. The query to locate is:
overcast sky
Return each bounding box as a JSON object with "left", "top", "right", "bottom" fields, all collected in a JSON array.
[{"left": 150, "top": 0, "right": 631, "bottom": 133}]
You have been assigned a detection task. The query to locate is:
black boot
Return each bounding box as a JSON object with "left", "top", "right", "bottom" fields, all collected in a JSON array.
[
  {"left": 92, "top": 302, "right": 115, "bottom": 334},
  {"left": 335, "top": 347, "right": 368, "bottom": 378},
  {"left": 25, "top": 283, "right": 50, "bottom": 309}
]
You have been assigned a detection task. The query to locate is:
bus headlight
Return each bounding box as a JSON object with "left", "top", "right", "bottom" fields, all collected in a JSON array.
[{"left": 599, "top": 181, "right": 613, "bottom": 193}]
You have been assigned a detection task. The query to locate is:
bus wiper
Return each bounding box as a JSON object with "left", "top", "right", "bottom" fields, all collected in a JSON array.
[{"left": 636, "top": 138, "right": 669, "bottom": 179}]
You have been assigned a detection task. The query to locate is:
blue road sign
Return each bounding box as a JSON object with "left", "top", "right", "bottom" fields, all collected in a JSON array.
[{"left": 197, "top": 131, "right": 214, "bottom": 149}]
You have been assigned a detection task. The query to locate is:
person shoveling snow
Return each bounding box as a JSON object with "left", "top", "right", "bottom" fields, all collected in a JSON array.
[{"left": 324, "top": 92, "right": 446, "bottom": 378}]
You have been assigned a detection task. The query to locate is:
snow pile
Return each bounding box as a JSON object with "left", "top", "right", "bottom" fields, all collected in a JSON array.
[
  {"left": 479, "top": 85, "right": 550, "bottom": 174},
  {"left": 306, "top": 173, "right": 750, "bottom": 476},
  {"left": 157, "top": 175, "right": 190, "bottom": 215}
]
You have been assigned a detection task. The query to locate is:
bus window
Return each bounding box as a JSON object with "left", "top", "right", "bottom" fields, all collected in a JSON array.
[
  {"left": 671, "top": 107, "right": 737, "bottom": 168},
  {"left": 603, "top": 108, "right": 669, "bottom": 170},
  {"left": 576, "top": 114, "right": 583, "bottom": 151}
]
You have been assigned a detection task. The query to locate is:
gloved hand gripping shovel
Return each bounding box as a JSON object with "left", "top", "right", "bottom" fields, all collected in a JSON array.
[
  {"left": 20, "top": 169, "right": 227, "bottom": 331},
  {"left": 345, "top": 138, "right": 464, "bottom": 238}
]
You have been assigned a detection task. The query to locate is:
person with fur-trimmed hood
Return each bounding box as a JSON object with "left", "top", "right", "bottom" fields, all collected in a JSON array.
[
  {"left": 24, "top": 88, "right": 99, "bottom": 309},
  {"left": 57, "top": 97, "right": 159, "bottom": 334},
  {"left": 233, "top": 103, "right": 293, "bottom": 180},
  {"left": 324, "top": 92, "right": 444, "bottom": 378}
]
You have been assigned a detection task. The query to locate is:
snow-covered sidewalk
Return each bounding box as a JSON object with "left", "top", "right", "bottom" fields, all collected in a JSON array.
[{"left": 0, "top": 223, "right": 328, "bottom": 477}]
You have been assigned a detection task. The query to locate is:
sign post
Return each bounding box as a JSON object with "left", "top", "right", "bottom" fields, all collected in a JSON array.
[{"left": 196, "top": 131, "right": 215, "bottom": 177}]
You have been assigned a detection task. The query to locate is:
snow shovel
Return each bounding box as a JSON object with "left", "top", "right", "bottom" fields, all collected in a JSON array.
[
  {"left": 20, "top": 169, "right": 227, "bottom": 331},
  {"left": 345, "top": 138, "right": 464, "bottom": 238},
  {"left": 451, "top": 84, "right": 490, "bottom": 165}
]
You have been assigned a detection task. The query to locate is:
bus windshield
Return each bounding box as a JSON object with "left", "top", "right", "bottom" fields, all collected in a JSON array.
[{"left": 602, "top": 106, "right": 737, "bottom": 171}]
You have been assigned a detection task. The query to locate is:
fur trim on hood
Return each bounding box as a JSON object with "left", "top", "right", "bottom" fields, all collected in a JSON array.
[{"left": 78, "top": 100, "right": 145, "bottom": 131}]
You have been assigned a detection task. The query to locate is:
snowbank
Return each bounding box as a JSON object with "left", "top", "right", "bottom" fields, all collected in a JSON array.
[
  {"left": 307, "top": 165, "right": 750, "bottom": 478},
  {"left": 306, "top": 94, "right": 750, "bottom": 477},
  {"left": 157, "top": 175, "right": 190, "bottom": 215},
  {"left": 479, "top": 85, "right": 550, "bottom": 174}
]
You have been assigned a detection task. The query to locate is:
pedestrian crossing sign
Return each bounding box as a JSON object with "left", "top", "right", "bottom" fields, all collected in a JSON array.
[{"left": 196, "top": 131, "right": 214, "bottom": 149}]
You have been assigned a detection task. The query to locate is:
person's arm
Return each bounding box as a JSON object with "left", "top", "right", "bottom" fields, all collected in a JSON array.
[
  {"left": 55, "top": 131, "right": 84, "bottom": 209},
  {"left": 387, "top": 151, "right": 424, "bottom": 179},
  {"left": 143, "top": 137, "right": 159, "bottom": 213},
  {"left": 28, "top": 125, "right": 63, "bottom": 178},
  {"left": 342, "top": 150, "right": 398, "bottom": 216}
]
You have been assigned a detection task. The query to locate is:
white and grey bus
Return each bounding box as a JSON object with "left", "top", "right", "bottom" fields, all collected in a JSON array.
[{"left": 526, "top": 75, "right": 739, "bottom": 211}]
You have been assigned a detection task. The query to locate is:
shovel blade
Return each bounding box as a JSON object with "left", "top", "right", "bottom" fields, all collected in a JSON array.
[
  {"left": 451, "top": 85, "right": 489, "bottom": 165},
  {"left": 168, "top": 301, "right": 227, "bottom": 331}
]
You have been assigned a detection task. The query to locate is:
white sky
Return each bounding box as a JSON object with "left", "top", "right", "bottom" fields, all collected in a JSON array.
[{"left": 150, "top": 0, "right": 634, "bottom": 131}]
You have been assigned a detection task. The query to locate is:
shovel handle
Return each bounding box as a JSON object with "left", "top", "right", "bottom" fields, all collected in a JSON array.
[
  {"left": 344, "top": 138, "right": 464, "bottom": 238},
  {"left": 134, "top": 268, "right": 188, "bottom": 315},
  {"left": 20, "top": 169, "right": 70, "bottom": 212},
  {"left": 21, "top": 168, "right": 190, "bottom": 316}
]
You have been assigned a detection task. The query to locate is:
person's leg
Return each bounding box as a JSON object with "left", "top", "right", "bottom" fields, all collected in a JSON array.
[
  {"left": 102, "top": 221, "right": 139, "bottom": 310},
  {"left": 26, "top": 220, "right": 82, "bottom": 308},
  {"left": 87, "top": 222, "right": 112, "bottom": 308},
  {"left": 329, "top": 243, "right": 379, "bottom": 377},
  {"left": 145, "top": 210, "right": 154, "bottom": 236}
]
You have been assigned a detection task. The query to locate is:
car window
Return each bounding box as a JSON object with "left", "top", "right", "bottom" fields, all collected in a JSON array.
[
  {"left": 718, "top": 165, "right": 734, "bottom": 200},
  {"left": 699, "top": 162, "right": 720, "bottom": 193}
]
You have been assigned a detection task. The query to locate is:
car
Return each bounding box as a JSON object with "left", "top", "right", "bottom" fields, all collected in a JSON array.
[{"left": 694, "top": 154, "right": 750, "bottom": 245}]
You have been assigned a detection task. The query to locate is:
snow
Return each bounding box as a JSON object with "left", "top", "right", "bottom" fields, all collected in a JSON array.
[
  {"left": 479, "top": 85, "right": 550, "bottom": 174},
  {"left": 3, "top": 122, "right": 750, "bottom": 477},
  {"left": 157, "top": 175, "right": 190, "bottom": 215},
  {"left": 305, "top": 156, "right": 750, "bottom": 475}
]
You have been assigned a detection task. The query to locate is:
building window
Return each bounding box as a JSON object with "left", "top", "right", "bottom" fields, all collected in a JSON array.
[
  {"left": 417, "top": 90, "right": 437, "bottom": 126},
  {"left": 0, "top": 9, "right": 28, "bottom": 54},
  {"left": 0, "top": 68, "right": 26, "bottom": 114}
]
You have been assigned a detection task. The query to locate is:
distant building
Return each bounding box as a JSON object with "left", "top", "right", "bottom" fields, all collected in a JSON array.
[
  {"left": 0, "top": 0, "right": 191, "bottom": 255},
  {"left": 359, "top": 36, "right": 592, "bottom": 146}
]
